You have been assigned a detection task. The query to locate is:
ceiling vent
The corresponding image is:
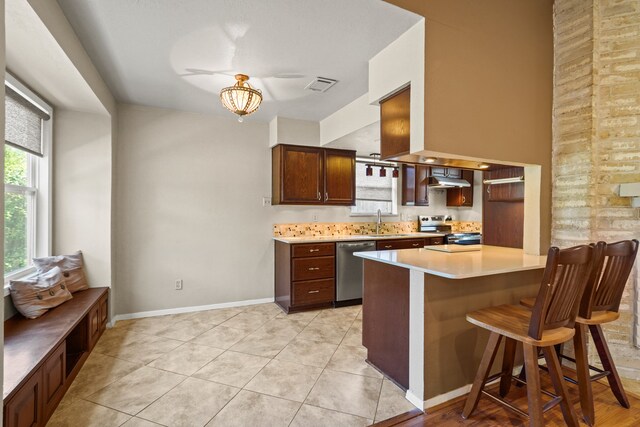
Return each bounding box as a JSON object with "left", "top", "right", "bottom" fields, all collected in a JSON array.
[{"left": 304, "top": 77, "right": 338, "bottom": 93}]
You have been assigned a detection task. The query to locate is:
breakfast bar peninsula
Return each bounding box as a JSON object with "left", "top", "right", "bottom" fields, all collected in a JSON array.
[{"left": 354, "top": 245, "right": 547, "bottom": 410}]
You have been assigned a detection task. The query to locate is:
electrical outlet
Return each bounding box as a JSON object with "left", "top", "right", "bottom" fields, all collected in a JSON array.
[
  {"left": 175, "top": 279, "right": 183, "bottom": 290},
  {"left": 312, "top": 214, "right": 319, "bottom": 222},
  {"left": 262, "top": 197, "right": 272, "bottom": 207}
]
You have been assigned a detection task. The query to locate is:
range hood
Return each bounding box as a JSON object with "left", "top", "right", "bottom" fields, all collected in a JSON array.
[{"left": 427, "top": 176, "right": 472, "bottom": 189}]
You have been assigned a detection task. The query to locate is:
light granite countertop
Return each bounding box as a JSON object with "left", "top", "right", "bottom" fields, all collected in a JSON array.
[
  {"left": 354, "top": 245, "right": 547, "bottom": 279},
  {"left": 273, "top": 232, "right": 446, "bottom": 244}
]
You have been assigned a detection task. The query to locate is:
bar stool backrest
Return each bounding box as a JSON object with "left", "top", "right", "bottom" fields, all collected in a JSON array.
[
  {"left": 580, "top": 239, "right": 639, "bottom": 318},
  {"left": 528, "top": 244, "right": 597, "bottom": 340}
]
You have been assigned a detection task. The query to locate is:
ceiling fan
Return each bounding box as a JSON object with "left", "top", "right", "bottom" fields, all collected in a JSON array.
[{"left": 180, "top": 68, "right": 306, "bottom": 80}]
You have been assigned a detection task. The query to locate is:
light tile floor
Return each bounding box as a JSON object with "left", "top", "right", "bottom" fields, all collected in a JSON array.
[{"left": 47, "top": 303, "right": 416, "bottom": 427}]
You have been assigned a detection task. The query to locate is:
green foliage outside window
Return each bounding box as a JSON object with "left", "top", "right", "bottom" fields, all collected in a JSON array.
[{"left": 4, "top": 145, "right": 29, "bottom": 274}]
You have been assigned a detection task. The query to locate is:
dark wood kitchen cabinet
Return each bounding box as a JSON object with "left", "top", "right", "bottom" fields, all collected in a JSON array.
[
  {"left": 275, "top": 241, "right": 336, "bottom": 313},
  {"left": 324, "top": 149, "right": 356, "bottom": 204},
  {"left": 430, "top": 167, "right": 462, "bottom": 179},
  {"left": 376, "top": 239, "right": 425, "bottom": 250},
  {"left": 272, "top": 144, "right": 355, "bottom": 206},
  {"left": 447, "top": 169, "right": 474, "bottom": 207},
  {"left": 401, "top": 164, "right": 429, "bottom": 206},
  {"left": 380, "top": 86, "right": 410, "bottom": 160}
]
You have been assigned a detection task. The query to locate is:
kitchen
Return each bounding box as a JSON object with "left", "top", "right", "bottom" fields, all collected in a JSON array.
[{"left": 3, "top": 1, "right": 640, "bottom": 427}]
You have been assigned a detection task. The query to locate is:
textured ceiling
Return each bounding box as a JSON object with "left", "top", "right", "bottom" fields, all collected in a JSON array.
[{"left": 57, "top": 0, "right": 420, "bottom": 122}]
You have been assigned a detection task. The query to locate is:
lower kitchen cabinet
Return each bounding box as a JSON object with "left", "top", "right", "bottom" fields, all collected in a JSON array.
[
  {"left": 376, "top": 239, "right": 425, "bottom": 250},
  {"left": 275, "top": 241, "right": 336, "bottom": 313}
]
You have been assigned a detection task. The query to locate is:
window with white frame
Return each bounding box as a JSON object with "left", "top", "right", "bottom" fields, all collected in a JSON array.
[
  {"left": 351, "top": 160, "right": 398, "bottom": 215},
  {"left": 4, "top": 75, "right": 52, "bottom": 281}
]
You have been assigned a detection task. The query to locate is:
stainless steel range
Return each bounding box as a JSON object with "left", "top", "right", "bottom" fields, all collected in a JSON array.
[
  {"left": 418, "top": 215, "right": 452, "bottom": 233},
  {"left": 418, "top": 215, "right": 482, "bottom": 245}
]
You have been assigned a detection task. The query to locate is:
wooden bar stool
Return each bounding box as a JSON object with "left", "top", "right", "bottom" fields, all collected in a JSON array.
[
  {"left": 520, "top": 239, "right": 639, "bottom": 425},
  {"left": 462, "top": 244, "right": 595, "bottom": 426}
]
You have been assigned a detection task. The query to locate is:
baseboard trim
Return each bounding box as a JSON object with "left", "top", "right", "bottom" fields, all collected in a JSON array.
[
  {"left": 413, "top": 372, "right": 509, "bottom": 411},
  {"left": 111, "top": 297, "right": 274, "bottom": 325}
]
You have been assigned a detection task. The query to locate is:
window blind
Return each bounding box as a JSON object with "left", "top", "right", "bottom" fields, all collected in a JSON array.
[{"left": 5, "top": 85, "right": 50, "bottom": 157}]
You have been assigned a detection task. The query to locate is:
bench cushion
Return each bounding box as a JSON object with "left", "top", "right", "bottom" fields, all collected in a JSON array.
[{"left": 9, "top": 267, "right": 72, "bottom": 319}]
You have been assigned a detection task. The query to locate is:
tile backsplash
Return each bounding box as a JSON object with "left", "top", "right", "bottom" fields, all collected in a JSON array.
[{"left": 273, "top": 221, "right": 482, "bottom": 237}]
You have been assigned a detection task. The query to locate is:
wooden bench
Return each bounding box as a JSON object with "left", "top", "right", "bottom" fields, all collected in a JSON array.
[{"left": 3, "top": 287, "right": 109, "bottom": 427}]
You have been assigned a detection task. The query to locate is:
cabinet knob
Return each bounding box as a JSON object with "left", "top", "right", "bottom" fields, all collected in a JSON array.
[
  {"left": 308, "top": 290, "right": 320, "bottom": 294},
  {"left": 384, "top": 245, "right": 392, "bottom": 249},
  {"left": 462, "top": 196, "right": 466, "bottom": 203},
  {"left": 309, "top": 249, "right": 320, "bottom": 252},
  {"left": 412, "top": 243, "right": 420, "bottom": 247},
  {"left": 317, "top": 191, "right": 321, "bottom": 200},
  {"left": 325, "top": 192, "right": 329, "bottom": 201},
  {"left": 307, "top": 267, "right": 320, "bottom": 271}
]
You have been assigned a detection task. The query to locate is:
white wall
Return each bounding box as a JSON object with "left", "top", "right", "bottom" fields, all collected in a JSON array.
[
  {"left": 54, "top": 110, "right": 112, "bottom": 287},
  {"left": 115, "top": 103, "right": 481, "bottom": 316},
  {"left": 268, "top": 116, "right": 319, "bottom": 147}
]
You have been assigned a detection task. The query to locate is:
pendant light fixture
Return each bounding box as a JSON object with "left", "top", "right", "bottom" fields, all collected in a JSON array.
[
  {"left": 220, "top": 74, "right": 263, "bottom": 122},
  {"left": 363, "top": 153, "right": 398, "bottom": 179}
]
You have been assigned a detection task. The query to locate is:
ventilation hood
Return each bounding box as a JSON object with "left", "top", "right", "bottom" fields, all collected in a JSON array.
[{"left": 427, "top": 176, "right": 472, "bottom": 189}]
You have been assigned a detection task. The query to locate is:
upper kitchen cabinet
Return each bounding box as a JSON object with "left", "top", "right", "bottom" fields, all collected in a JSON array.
[
  {"left": 380, "top": 86, "right": 410, "bottom": 160},
  {"left": 430, "top": 167, "right": 461, "bottom": 179},
  {"left": 446, "top": 169, "right": 474, "bottom": 207},
  {"left": 272, "top": 144, "right": 355, "bottom": 206},
  {"left": 401, "top": 164, "right": 429, "bottom": 206},
  {"left": 324, "top": 149, "right": 356, "bottom": 205}
]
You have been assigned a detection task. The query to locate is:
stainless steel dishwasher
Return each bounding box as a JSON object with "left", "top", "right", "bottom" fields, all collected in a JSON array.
[{"left": 336, "top": 241, "right": 376, "bottom": 305}]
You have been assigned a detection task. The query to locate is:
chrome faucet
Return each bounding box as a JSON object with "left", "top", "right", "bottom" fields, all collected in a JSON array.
[{"left": 376, "top": 209, "right": 382, "bottom": 235}]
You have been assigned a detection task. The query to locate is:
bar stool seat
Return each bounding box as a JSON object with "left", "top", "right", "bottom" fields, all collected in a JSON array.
[{"left": 467, "top": 304, "right": 575, "bottom": 346}]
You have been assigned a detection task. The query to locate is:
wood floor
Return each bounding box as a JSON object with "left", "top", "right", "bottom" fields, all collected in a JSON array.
[{"left": 374, "top": 369, "right": 640, "bottom": 426}]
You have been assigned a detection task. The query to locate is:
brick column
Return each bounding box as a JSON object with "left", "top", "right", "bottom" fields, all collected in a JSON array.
[{"left": 554, "top": 0, "right": 640, "bottom": 379}]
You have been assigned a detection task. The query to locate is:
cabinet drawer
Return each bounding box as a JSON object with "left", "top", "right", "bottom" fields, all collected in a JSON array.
[
  {"left": 292, "top": 243, "right": 335, "bottom": 258},
  {"left": 292, "top": 279, "right": 335, "bottom": 306},
  {"left": 376, "top": 239, "right": 425, "bottom": 250},
  {"left": 428, "top": 237, "right": 444, "bottom": 245},
  {"left": 292, "top": 256, "right": 335, "bottom": 281}
]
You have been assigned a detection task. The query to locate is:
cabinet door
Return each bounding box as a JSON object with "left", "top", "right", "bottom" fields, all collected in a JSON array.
[
  {"left": 401, "top": 165, "right": 415, "bottom": 206},
  {"left": 430, "top": 167, "right": 446, "bottom": 177},
  {"left": 415, "top": 165, "right": 429, "bottom": 206},
  {"left": 446, "top": 168, "right": 462, "bottom": 179},
  {"left": 380, "top": 86, "right": 410, "bottom": 160},
  {"left": 278, "top": 145, "right": 324, "bottom": 204},
  {"left": 88, "top": 303, "right": 101, "bottom": 350},
  {"left": 324, "top": 149, "right": 355, "bottom": 205},
  {"left": 43, "top": 342, "right": 66, "bottom": 420},
  {"left": 4, "top": 369, "right": 43, "bottom": 427},
  {"left": 446, "top": 170, "right": 474, "bottom": 207},
  {"left": 99, "top": 295, "right": 109, "bottom": 330}
]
